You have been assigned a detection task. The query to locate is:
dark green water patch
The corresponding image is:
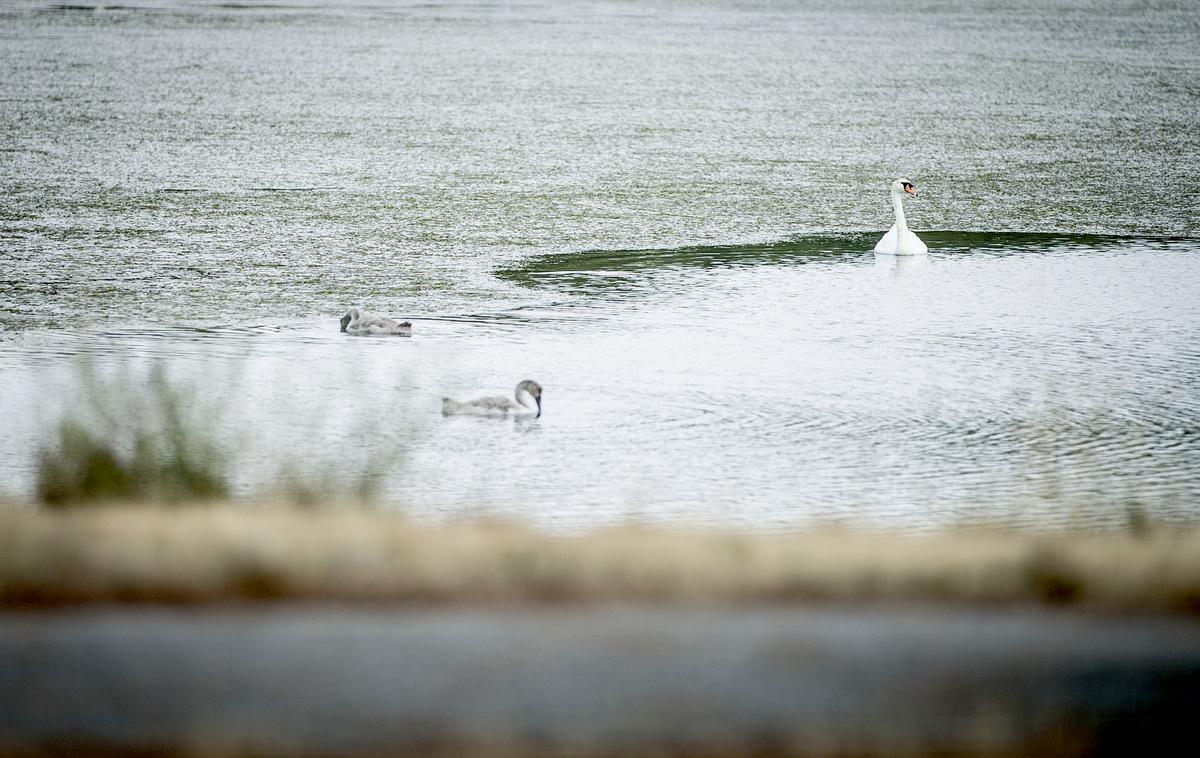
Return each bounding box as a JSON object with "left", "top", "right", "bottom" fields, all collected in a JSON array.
[{"left": 497, "top": 232, "right": 1175, "bottom": 294}]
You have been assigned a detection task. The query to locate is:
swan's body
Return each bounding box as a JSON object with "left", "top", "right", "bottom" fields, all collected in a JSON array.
[
  {"left": 339, "top": 307, "right": 412, "bottom": 336},
  {"left": 874, "top": 179, "right": 928, "bottom": 256},
  {"left": 442, "top": 380, "right": 543, "bottom": 418}
]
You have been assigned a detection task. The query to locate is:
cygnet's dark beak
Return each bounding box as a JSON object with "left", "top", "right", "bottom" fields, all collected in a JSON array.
[{"left": 535, "top": 397, "right": 542, "bottom": 419}]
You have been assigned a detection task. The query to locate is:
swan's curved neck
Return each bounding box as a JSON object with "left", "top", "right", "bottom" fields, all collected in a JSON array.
[{"left": 891, "top": 192, "right": 909, "bottom": 234}]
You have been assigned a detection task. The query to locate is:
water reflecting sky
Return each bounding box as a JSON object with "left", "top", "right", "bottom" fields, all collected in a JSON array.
[
  {"left": 4, "top": 235, "right": 1198, "bottom": 530},
  {"left": 1, "top": 2, "right": 1198, "bottom": 528}
]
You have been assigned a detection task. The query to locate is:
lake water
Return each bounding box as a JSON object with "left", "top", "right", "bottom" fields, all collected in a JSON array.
[{"left": 2, "top": 1, "right": 1198, "bottom": 529}]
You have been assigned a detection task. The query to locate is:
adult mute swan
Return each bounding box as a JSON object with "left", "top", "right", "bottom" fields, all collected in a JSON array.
[
  {"left": 339, "top": 307, "right": 412, "bottom": 336},
  {"left": 874, "top": 179, "right": 928, "bottom": 256},
  {"left": 443, "top": 380, "right": 543, "bottom": 418}
]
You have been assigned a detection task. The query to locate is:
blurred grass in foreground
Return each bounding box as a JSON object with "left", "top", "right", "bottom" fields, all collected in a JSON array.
[
  {"left": 1, "top": 505, "right": 1197, "bottom": 612},
  {"left": 31, "top": 357, "right": 415, "bottom": 508},
  {"left": 35, "top": 363, "right": 229, "bottom": 506},
  {"left": 16, "top": 356, "right": 1199, "bottom": 614}
]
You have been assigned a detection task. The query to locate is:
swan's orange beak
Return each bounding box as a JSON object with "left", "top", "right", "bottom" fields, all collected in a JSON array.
[{"left": 904, "top": 184, "right": 918, "bottom": 197}]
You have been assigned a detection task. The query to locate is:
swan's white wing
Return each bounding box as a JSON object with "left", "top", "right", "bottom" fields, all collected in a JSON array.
[
  {"left": 903, "top": 231, "right": 929, "bottom": 255},
  {"left": 874, "top": 224, "right": 899, "bottom": 254}
]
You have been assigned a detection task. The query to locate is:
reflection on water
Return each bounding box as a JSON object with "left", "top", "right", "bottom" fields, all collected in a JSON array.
[
  {"left": 873, "top": 251, "right": 930, "bottom": 275},
  {"left": 3, "top": 236, "right": 1198, "bottom": 531},
  {"left": 2, "top": 0, "right": 1199, "bottom": 529}
]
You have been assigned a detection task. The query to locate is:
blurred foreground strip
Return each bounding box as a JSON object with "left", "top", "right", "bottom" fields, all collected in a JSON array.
[
  {"left": 2, "top": 604, "right": 1198, "bottom": 757},
  {"left": 2, "top": 506, "right": 1199, "bottom": 612}
]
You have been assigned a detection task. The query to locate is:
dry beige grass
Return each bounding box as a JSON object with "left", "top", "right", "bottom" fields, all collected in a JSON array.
[{"left": 1, "top": 504, "right": 1198, "bottom": 612}]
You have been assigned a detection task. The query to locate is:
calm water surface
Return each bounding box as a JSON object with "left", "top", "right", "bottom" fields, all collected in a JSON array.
[{"left": 2, "top": 1, "right": 1198, "bottom": 528}]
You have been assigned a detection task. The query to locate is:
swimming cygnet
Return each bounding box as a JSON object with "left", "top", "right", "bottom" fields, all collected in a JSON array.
[
  {"left": 339, "top": 307, "right": 412, "bottom": 336},
  {"left": 442, "top": 380, "right": 543, "bottom": 418}
]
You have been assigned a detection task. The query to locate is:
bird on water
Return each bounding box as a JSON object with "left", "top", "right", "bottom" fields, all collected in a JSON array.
[
  {"left": 874, "top": 179, "right": 928, "bottom": 256},
  {"left": 339, "top": 307, "right": 412, "bottom": 336},
  {"left": 442, "top": 380, "right": 543, "bottom": 418}
]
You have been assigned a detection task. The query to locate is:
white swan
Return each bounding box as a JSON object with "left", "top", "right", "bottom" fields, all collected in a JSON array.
[
  {"left": 339, "top": 307, "right": 412, "bottom": 336},
  {"left": 442, "top": 380, "right": 543, "bottom": 418},
  {"left": 874, "top": 179, "right": 928, "bottom": 256}
]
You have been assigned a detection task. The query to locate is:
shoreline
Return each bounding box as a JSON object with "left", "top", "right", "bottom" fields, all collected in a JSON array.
[{"left": 3, "top": 505, "right": 1198, "bottom": 613}]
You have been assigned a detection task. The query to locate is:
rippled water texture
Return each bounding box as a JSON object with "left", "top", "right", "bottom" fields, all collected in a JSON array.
[
  {"left": 5, "top": 234, "right": 1198, "bottom": 529},
  {"left": 1, "top": 1, "right": 1199, "bottom": 528}
]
